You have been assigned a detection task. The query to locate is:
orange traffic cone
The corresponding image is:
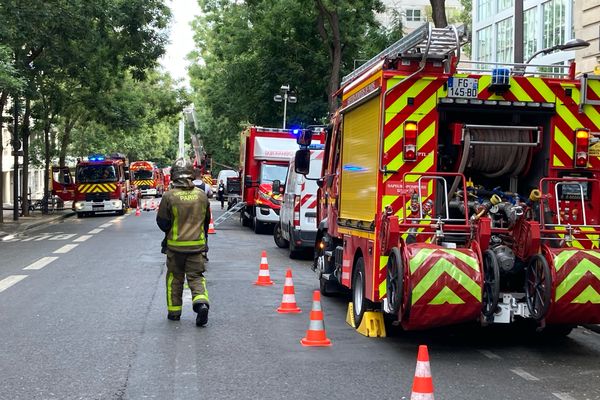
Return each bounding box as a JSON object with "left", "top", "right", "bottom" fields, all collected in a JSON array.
[
  {"left": 300, "top": 290, "right": 331, "bottom": 347},
  {"left": 208, "top": 212, "right": 216, "bottom": 234},
  {"left": 150, "top": 199, "right": 156, "bottom": 210},
  {"left": 410, "top": 345, "right": 434, "bottom": 400},
  {"left": 135, "top": 207, "right": 141, "bottom": 216},
  {"left": 277, "top": 268, "right": 301, "bottom": 313},
  {"left": 253, "top": 251, "right": 274, "bottom": 286}
]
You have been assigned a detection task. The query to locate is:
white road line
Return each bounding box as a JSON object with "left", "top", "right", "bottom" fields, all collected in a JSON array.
[
  {"left": 0, "top": 275, "right": 28, "bottom": 293},
  {"left": 24, "top": 257, "right": 59, "bottom": 270},
  {"left": 99, "top": 223, "right": 112, "bottom": 228},
  {"left": 54, "top": 244, "right": 79, "bottom": 254},
  {"left": 110, "top": 218, "right": 121, "bottom": 223},
  {"left": 88, "top": 228, "right": 103, "bottom": 234},
  {"left": 477, "top": 350, "right": 502, "bottom": 360},
  {"left": 2, "top": 234, "right": 16, "bottom": 242},
  {"left": 553, "top": 393, "right": 577, "bottom": 400},
  {"left": 510, "top": 368, "right": 540, "bottom": 381},
  {"left": 48, "top": 234, "right": 76, "bottom": 241},
  {"left": 74, "top": 235, "right": 92, "bottom": 243}
]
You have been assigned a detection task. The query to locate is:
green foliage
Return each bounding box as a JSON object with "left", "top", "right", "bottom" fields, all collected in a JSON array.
[
  {"left": 458, "top": 0, "right": 472, "bottom": 57},
  {"left": 0, "top": 45, "right": 24, "bottom": 93}
]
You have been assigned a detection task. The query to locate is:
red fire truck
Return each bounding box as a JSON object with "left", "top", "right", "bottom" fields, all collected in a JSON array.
[
  {"left": 130, "top": 161, "right": 165, "bottom": 197},
  {"left": 296, "top": 23, "right": 600, "bottom": 335},
  {"left": 52, "top": 153, "right": 134, "bottom": 218},
  {"left": 239, "top": 126, "right": 323, "bottom": 234}
]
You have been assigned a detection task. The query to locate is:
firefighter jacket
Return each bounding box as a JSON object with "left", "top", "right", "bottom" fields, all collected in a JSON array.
[{"left": 157, "top": 179, "right": 210, "bottom": 253}]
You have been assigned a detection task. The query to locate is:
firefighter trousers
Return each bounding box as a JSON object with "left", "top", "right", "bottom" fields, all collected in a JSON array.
[{"left": 165, "top": 250, "right": 209, "bottom": 316}]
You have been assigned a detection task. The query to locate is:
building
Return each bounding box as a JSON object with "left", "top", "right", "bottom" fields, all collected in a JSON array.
[
  {"left": 379, "top": 0, "right": 463, "bottom": 35},
  {"left": 473, "top": 0, "right": 576, "bottom": 67},
  {"left": 574, "top": 0, "right": 600, "bottom": 74}
]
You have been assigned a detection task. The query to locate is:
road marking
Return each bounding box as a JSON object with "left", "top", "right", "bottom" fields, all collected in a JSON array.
[
  {"left": 24, "top": 257, "right": 59, "bottom": 270},
  {"left": 48, "top": 234, "right": 76, "bottom": 241},
  {"left": 110, "top": 218, "right": 121, "bottom": 223},
  {"left": 21, "top": 233, "right": 53, "bottom": 242},
  {"left": 99, "top": 223, "right": 112, "bottom": 228},
  {"left": 478, "top": 350, "right": 502, "bottom": 359},
  {"left": 0, "top": 275, "right": 28, "bottom": 293},
  {"left": 74, "top": 235, "right": 92, "bottom": 243},
  {"left": 553, "top": 393, "right": 577, "bottom": 400},
  {"left": 88, "top": 228, "right": 103, "bottom": 234},
  {"left": 54, "top": 244, "right": 79, "bottom": 254},
  {"left": 2, "top": 234, "right": 16, "bottom": 242},
  {"left": 510, "top": 368, "right": 540, "bottom": 381}
]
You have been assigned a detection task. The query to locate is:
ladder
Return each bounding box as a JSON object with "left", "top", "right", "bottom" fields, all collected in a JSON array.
[
  {"left": 341, "top": 23, "right": 468, "bottom": 87},
  {"left": 213, "top": 201, "right": 246, "bottom": 226}
]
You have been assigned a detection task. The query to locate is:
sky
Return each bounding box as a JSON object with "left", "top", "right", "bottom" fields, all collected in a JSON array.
[{"left": 159, "top": 0, "right": 202, "bottom": 89}]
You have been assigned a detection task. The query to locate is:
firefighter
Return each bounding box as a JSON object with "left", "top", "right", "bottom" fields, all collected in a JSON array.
[{"left": 156, "top": 158, "right": 211, "bottom": 327}]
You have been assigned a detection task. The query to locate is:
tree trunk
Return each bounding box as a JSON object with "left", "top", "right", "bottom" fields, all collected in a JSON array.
[
  {"left": 59, "top": 117, "right": 77, "bottom": 169},
  {"left": 315, "top": 0, "right": 342, "bottom": 114},
  {"left": 0, "top": 91, "right": 7, "bottom": 223},
  {"left": 20, "top": 98, "right": 31, "bottom": 217},
  {"left": 430, "top": 0, "right": 448, "bottom": 28},
  {"left": 44, "top": 119, "right": 51, "bottom": 215}
]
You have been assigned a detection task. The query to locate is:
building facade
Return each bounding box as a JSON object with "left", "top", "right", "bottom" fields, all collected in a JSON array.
[
  {"left": 574, "top": 0, "right": 600, "bottom": 74},
  {"left": 473, "top": 0, "right": 576, "bottom": 67},
  {"left": 379, "top": 0, "right": 463, "bottom": 34}
]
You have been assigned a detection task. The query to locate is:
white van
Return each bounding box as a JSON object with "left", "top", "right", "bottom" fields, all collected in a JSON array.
[
  {"left": 274, "top": 149, "right": 323, "bottom": 258},
  {"left": 216, "top": 169, "right": 239, "bottom": 192}
]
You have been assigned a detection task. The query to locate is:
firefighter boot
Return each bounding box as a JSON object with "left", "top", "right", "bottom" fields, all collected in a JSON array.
[
  {"left": 167, "top": 313, "right": 180, "bottom": 321},
  {"left": 194, "top": 303, "right": 209, "bottom": 327}
]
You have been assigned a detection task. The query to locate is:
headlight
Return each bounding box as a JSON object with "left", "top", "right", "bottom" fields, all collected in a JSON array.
[
  {"left": 112, "top": 200, "right": 122, "bottom": 208},
  {"left": 75, "top": 202, "right": 85, "bottom": 210}
]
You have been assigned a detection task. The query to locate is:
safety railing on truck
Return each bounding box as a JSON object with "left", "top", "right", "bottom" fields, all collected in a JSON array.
[
  {"left": 539, "top": 177, "right": 600, "bottom": 247},
  {"left": 456, "top": 60, "right": 574, "bottom": 79}
]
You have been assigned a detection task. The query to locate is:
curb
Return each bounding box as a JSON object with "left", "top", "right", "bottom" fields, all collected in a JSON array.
[{"left": 583, "top": 324, "right": 600, "bottom": 335}]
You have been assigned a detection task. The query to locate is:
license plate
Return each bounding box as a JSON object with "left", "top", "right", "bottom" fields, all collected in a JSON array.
[
  {"left": 448, "top": 77, "right": 478, "bottom": 98},
  {"left": 92, "top": 205, "right": 104, "bottom": 210},
  {"left": 306, "top": 217, "right": 316, "bottom": 225}
]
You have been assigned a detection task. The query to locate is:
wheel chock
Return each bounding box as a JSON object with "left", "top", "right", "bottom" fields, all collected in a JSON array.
[
  {"left": 346, "top": 302, "right": 356, "bottom": 328},
  {"left": 356, "top": 311, "right": 386, "bottom": 338}
]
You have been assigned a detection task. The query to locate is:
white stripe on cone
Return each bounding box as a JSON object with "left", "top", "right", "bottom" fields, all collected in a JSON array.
[
  {"left": 284, "top": 277, "right": 293, "bottom": 286},
  {"left": 259, "top": 270, "right": 271, "bottom": 276},
  {"left": 411, "top": 393, "right": 434, "bottom": 400},
  {"left": 281, "top": 294, "right": 296, "bottom": 303},
  {"left": 414, "top": 361, "right": 432, "bottom": 378},
  {"left": 261, "top": 257, "right": 268, "bottom": 264}
]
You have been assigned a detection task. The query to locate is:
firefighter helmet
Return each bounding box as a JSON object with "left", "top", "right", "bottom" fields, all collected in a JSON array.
[{"left": 171, "top": 158, "right": 194, "bottom": 181}]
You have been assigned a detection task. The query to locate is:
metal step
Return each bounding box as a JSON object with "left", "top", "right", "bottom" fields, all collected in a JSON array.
[{"left": 214, "top": 201, "right": 246, "bottom": 226}]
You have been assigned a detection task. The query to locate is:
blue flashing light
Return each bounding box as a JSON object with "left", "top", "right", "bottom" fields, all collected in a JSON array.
[
  {"left": 343, "top": 164, "right": 367, "bottom": 172},
  {"left": 292, "top": 128, "right": 300, "bottom": 136},
  {"left": 308, "top": 144, "right": 325, "bottom": 150},
  {"left": 89, "top": 154, "right": 105, "bottom": 162}
]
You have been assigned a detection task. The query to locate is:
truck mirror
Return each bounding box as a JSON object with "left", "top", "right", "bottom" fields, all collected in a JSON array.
[
  {"left": 272, "top": 180, "right": 281, "bottom": 194},
  {"left": 316, "top": 178, "right": 324, "bottom": 188},
  {"left": 296, "top": 129, "right": 313, "bottom": 146},
  {"left": 294, "top": 149, "right": 311, "bottom": 175},
  {"left": 244, "top": 175, "right": 253, "bottom": 187}
]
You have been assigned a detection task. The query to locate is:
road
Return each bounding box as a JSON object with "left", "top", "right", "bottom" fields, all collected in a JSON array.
[{"left": 1, "top": 200, "right": 599, "bottom": 400}]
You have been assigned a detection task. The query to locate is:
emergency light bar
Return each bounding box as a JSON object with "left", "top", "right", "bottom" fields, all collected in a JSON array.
[{"left": 89, "top": 154, "right": 105, "bottom": 161}]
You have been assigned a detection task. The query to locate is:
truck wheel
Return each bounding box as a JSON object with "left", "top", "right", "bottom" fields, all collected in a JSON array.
[
  {"left": 385, "top": 247, "right": 404, "bottom": 316},
  {"left": 482, "top": 249, "right": 500, "bottom": 319},
  {"left": 241, "top": 213, "right": 250, "bottom": 227},
  {"left": 352, "top": 257, "right": 373, "bottom": 327},
  {"left": 525, "top": 254, "right": 552, "bottom": 321},
  {"left": 288, "top": 227, "right": 301, "bottom": 259},
  {"left": 273, "top": 222, "right": 289, "bottom": 248},
  {"left": 77, "top": 212, "right": 84, "bottom": 219},
  {"left": 253, "top": 217, "right": 264, "bottom": 234}
]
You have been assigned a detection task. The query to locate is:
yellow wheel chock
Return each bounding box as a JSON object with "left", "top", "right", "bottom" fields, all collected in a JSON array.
[{"left": 346, "top": 302, "right": 387, "bottom": 337}]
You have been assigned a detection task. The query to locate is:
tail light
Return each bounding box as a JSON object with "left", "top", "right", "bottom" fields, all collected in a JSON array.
[
  {"left": 293, "top": 195, "right": 300, "bottom": 227},
  {"left": 574, "top": 128, "right": 590, "bottom": 168},
  {"left": 403, "top": 121, "right": 418, "bottom": 161}
]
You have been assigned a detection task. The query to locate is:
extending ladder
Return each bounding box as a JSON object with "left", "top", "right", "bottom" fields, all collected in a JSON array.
[
  {"left": 341, "top": 23, "right": 468, "bottom": 87},
  {"left": 213, "top": 201, "right": 246, "bottom": 226}
]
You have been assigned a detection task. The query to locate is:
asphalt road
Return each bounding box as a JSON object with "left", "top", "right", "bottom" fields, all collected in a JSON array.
[{"left": 1, "top": 199, "right": 599, "bottom": 400}]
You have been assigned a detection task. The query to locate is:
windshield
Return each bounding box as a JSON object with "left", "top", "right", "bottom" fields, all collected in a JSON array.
[
  {"left": 76, "top": 165, "right": 117, "bottom": 183},
  {"left": 134, "top": 170, "right": 153, "bottom": 180},
  {"left": 260, "top": 164, "right": 288, "bottom": 184}
]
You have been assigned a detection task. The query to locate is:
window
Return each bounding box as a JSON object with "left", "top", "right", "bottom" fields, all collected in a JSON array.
[
  {"left": 543, "top": 0, "right": 566, "bottom": 50},
  {"left": 497, "top": 0, "right": 514, "bottom": 11},
  {"left": 405, "top": 9, "right": 422, "bottom": 22},
  {"left": 523, "top": 7, "right": 537, "bottom": 61},
  {"left": 477, "top": 0, "right": 492, "bottom": 21},
  {"left": 496, "top": 17, "right": 513, "bottom": 63},
  {"left": 477, "top": 25, "right": 493, "bottom": 64}
]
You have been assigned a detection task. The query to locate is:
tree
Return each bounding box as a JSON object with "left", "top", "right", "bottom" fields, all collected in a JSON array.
[{"left": 430, "top": 0, "right": 448, "bottom": 28}]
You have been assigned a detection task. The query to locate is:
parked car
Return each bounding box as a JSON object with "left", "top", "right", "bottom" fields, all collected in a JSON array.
[{"left": 274, "top": 149, "right": 323, "bottom": 258}]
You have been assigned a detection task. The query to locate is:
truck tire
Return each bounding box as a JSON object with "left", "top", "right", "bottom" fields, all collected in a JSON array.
[
  {"left": 253, "top": 217, "right": 264, "bottom": 234},
  {"left": 352, "top": 257, "right": 373, "bottom": 327},
  {"left": 273, "top": 222, "right": 289, "bottom": 248},
  {"left": 385, "top": 247, "right": 403, "bottom": 316},
  {"left": 241, "top": 213, "right": 250, "bottom": 227},
  {"left": 76, "top": 212, "right": 84, "bottom": 219},
  {"left": 288, "top": 226, "right": 301, "bottom": 259}
]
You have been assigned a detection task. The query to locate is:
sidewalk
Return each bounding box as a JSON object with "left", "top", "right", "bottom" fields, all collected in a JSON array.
[{"left": 0, "top": 203, "right": 75, "bottom": 238}]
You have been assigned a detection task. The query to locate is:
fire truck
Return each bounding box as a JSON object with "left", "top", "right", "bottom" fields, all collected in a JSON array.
[
  {"left": 130, "top": 161, "right": 165, "bottom": 197},
  {"left": 239, "top": 127, "right": 324, "bottom": 234},
  {"left": 52, "top": 153, "right": 133, "bottom": 218},
  {"left": 295, "top": 23, "right": 600, "bottom": 334}
]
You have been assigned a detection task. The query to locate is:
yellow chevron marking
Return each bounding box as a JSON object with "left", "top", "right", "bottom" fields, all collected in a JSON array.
[
  {"left": 555, "top": 258, "right": 600, "bottom": 301},
  {"left": 508, "top": 79, "right": 533, "bottom": 102},
  {"left": 561, "top": 83, "right": 580, "bottom": 104},
  {"left": 588, "top": 80, "right": 600, "bottom": 99},
  {"left": 552, "top": 155, "right": 565, "bottom": 167},
  {"left": 556, "top": 103, "right": 582, "bottom": 131},
  {"left": 428, "top": 286, "right": 465, "bottom": 305},
  {"left": 529, "top": 79, "right": 556, "bottom": 102},
  {"left": 384, "top": 120, "right": 436, "bottom": 180},
  {"left": 555, "top": 126, "right": 574, "bottom": 158},
  {"left": 583, "top": 104, "right": 600, "bottom": 130},
  {"left": 386, "top": 78, "right": 437, "bottom": 119},
  {"left": 572, "top": 286, "right": 600, "bottom": 304},
  {"left": 477, "top": 75, "right": 491, "bottom": 95}
]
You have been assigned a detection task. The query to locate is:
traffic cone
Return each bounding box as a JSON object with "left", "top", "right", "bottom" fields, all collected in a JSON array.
[
  {"left": 277, "top": 268, "right": 301, "bottom": 313},
  {"left": 410, "top": 345, "right": 434, "bottom": 400},
  {"left": 253, "top": 251, "right": 274, "bottom": 286},
  {"left": 150, "top": 199, "right": 156, "bottom": 210},
  {"left": 135, "top": 207, "right": 141, "bottom": 216},
  {"left": 300, "top": 290, "right": 331, "bottom": 347},
  {"left": 208, "top": 212, "right": 216, "bottom": 234}
]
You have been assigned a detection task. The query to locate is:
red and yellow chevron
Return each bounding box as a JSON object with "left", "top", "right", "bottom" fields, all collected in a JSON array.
[
  {"left": 133, "top": 180, "right": 154, "bottom": 186},
  {"left": 78, "top": 183, "right": 117, "bottom": 193},
  {"left": 546, "top": 248, "right": 600, "bottom": 324},
  {"left": 401, "top": 244, "right": 482, "bottom": 330}
]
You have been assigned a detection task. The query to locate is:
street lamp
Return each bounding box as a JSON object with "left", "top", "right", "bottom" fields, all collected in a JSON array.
[
  {"left": 525, "top": 38, "right": 590, "bottom": 64},
  {"left": 273, "top": 84, "right": 297, "bottom": 129}
]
